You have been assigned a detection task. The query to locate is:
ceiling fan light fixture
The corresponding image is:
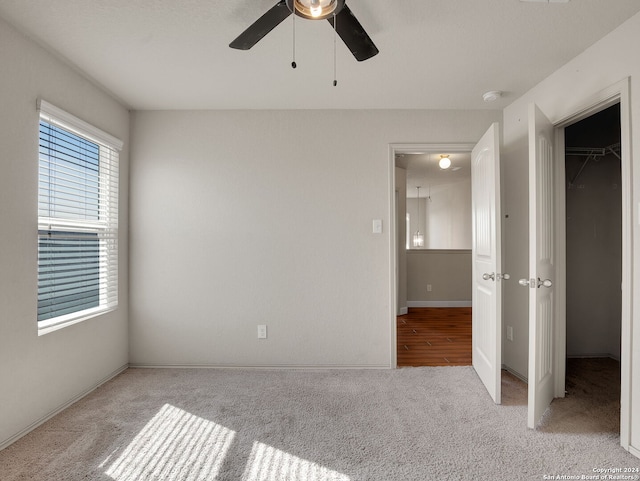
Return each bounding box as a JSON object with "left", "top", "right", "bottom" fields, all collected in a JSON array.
[
  {"left": 292, "top": 0, "right": 341, "bottom": 19},
  {"left": 439, "top": 154, "right": 452, "bottom": 170},
  {"left": 230, "top": 0, "right": 378, "bottom": 62},
  {"left": 310, "top": 0, "right": 323, "bottom": 17}
]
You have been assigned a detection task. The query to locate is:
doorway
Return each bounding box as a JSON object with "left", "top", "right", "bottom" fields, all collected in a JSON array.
[
  {"left": 392, "top": 144, "right": 475, "bottom": 368},
  {"left": 394, "top": 148, "right": 474, "bottom": 311},
  {"left": 562, "top": 103, "right": 622, "bottom": 433},
  {"left": 525, "top": 80, "right": 632, "bottom": 446},
  {"left": 390, "top": 128, "right": 504, "bottom": 396}
]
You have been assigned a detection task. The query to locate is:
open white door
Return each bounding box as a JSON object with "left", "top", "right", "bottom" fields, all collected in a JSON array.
[
  {"left": 524, "top": 103, "right": 556, "bottom": 428},
  {"left": 471, "top": 122, "right": 503, "bottom": 404}
]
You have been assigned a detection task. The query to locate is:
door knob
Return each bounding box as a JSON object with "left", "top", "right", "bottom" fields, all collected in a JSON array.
[
  {"left": 497, "top": 273, "right": 510, "bottom": 281},
  {"left": 537, "top": 278, "right": 553, "bottom": 288},
  {"left": 519, "top": 278, "right": 533, "bottom": 287},
  {"left": 482, "top": 272, "right": 495, "bottom": 281},
  {"left": 518, "top": 278, "right": 552, "bottom": 288}
]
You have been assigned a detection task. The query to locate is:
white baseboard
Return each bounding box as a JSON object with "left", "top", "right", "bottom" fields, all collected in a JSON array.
[
  {"left": 398, "top": 307, "right": 408, "bottom": 315},
  {"left": 502, "top": 364, "right": 527, "bottom": 383},
  {"left": 128, "top": 363, "right": 391, "bottom": 370},
  {"left": 0, "top": 363, "right": 128, "bottom": 452},
  {"left": 407, "top": 301, "right": 472, "bottom": 308}
]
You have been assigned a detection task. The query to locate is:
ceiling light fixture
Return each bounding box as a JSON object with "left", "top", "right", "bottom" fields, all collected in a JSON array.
[
  {"left": 310, "top": 0, "right": 323, "bottom": 17},
  {"left": 439, "top": 154, "right": 452, "bottom": 170},
  {"left": 413, "top": 187, "right": 425, "bottom": 248},
  {"left": 229, "top": 1, "right": 379, "bottom": 63},
  {"left": 482, "top": 90, "right": 503, "bottom": 102},
  {"left": 292, "top": 0, "right": 340, "bottom": 20}
]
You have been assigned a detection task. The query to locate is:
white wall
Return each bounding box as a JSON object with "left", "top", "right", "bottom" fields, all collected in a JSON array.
[
  {"left": 406, "top": 180, "right": 472, "bottom": 250},
  {"left": 0, "top": 17, "right": 129, "bottom": 448},
  {"left": 566, "top": 156, "right": 622, "bottom": 359},
  {"left": 129, "top": 109, "right": 500, "bottom": 368},
  {"left": 502, "top": 11, "right": 640, "bottom": 454},
  {"left": 395, "top": 167, "right": 407, "bottom": 314},
  {"left": 406, "top": 250, "right": 471, "bottom": 305},
  {"left": 428, "top": 180, "right": 471, "bottom": 249},
  {"left": 565, "top": 114, "right": 622, "bottom": 360}
]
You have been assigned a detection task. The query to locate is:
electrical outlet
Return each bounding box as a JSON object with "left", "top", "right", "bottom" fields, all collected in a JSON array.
[
  {"left": 257, "top": 325, "right": 267, "bottom": 339},
  {"left": 507, "top": 326, "right": 514, "bottom": 341},
  {"left": 427, "top": 284, "right": 432, "bottom": 292}
]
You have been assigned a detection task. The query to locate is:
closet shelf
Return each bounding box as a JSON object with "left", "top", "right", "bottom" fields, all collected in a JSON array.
[{"left": 566, "top": 142, "right": 620, "bottom": 186}]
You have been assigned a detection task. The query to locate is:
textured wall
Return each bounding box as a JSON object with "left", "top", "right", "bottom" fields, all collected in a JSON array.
[
  {"left": 0, "top": 17, "right": 129, "bottom": 448},
  {"left": 502, "top": 10, "right": 640, "bottom": 452},
  {"left": 129, "top": 109, "right": 499, "bottom": 368},
  {"left": 407, "top": 180, "right": 472, "bottom": 250},
  {"left": 406, "top": 250, "right": 471, "bottom": 305},
  {"left": 395, "top": 167, "right": 407, "bottom": 314},
  {"left": 565, "top": 107, "right": 622, "bottom": 359}
]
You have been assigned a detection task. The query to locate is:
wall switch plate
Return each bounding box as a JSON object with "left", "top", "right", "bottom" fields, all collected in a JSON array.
[
  {"left": 507, "top": 326, "right": 514, "bottom": 341},
  {"left": 257, "top": 325, "right": 267, "bottom": 339},
  {"left": 372, "top": 219, "right": 383, "bottom": 234}
]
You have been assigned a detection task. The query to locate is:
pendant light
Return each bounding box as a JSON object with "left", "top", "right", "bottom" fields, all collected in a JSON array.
[{"left": 413, "top": 186, "right": 424, "bottom": 248}]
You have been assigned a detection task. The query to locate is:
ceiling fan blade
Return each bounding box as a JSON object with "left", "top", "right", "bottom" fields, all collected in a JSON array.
[
  {"left": 230, "top": 1, "right": 292, "bottom": 50},
  {"left": 327, "top": 4, "right": 379, "bottom": 62}
]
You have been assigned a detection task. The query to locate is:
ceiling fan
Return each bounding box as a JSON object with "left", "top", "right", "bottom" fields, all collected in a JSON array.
[{"left": 229, "top": 0, "right": 379, "bottom": 62}]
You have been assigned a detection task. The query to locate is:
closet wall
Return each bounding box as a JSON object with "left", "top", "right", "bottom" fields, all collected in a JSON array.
[{"left": 565, "top": 104, "right": 622, "bottom": 359}]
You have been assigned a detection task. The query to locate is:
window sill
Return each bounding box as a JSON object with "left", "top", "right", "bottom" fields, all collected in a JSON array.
[{"left": 37, "top": 306, "right": 116, "bottom": 336}]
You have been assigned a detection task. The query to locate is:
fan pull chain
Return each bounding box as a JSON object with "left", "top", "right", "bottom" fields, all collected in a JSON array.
[
  {"left": 333, "top": 13, "right": 337, "bottom": 86},
  {"left": 291, "top": 12, "right": 297, "bottom": 69}
]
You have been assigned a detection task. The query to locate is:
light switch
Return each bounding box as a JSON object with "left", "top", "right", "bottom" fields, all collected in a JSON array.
[
  {"left": 372, "top": 219, "right": 383, "bottom": 234},
  {"left": 257, "top": 325, "right": 267, "bottom": 339}
]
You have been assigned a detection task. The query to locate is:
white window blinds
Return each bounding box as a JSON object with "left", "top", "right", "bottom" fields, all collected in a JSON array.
[{"left": 37, "top": 100, "right": 122, "bottom": 331}]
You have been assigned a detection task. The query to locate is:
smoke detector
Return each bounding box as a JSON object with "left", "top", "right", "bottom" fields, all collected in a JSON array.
[{"left": 482, "top": 91, "right": 503, "bottom": 102}]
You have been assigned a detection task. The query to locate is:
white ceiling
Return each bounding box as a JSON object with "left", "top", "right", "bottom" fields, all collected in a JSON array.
[
  {"left": 1, "top": 0, "right": 639, "bottom": 111},
  {"left": 398, "top": 152, "right": 471, "bottom": 195}
]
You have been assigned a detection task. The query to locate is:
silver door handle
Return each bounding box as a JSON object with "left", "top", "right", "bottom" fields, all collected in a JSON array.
[
  {"left": 537, "top": 278, "right": 553, "bottom": 288},
  {"left": 482, "top": 272, "right": 495, "bottom": 281},
  {"left": 519, "top": 278, "right": 534, "bottom": 288},
  {"left": 518, "top": 278, "right": 552, "bottom": 288},
  {"left": 497, "top": 273, "right": 510, "bottom": 281}
]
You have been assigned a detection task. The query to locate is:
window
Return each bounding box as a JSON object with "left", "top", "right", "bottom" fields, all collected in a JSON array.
[{"left": 37, "top": 100, "right": 122, "bottom": 333}]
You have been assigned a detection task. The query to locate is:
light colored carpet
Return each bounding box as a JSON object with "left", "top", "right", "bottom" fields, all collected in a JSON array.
[{"left": 1, "top": 363, "right": 638, "bottom": 481}]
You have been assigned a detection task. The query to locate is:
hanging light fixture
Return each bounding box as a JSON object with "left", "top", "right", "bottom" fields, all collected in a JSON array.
[{"left": 412, "top": 186, "right": 425, "bottom": 248}]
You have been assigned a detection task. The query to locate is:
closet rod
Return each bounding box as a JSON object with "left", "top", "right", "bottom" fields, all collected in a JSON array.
[
  {"left": 566, "top": 142, "right": 620, "bottom": 187},
  {"left": 566, "top": 142, "right": 620, "bottom": 158}
]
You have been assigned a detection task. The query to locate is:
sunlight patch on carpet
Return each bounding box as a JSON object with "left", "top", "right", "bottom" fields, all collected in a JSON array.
[
  {"left": 105, "top": 403, "right": 235, "bottom": 481},
  {"left": 242, "top": 441, "right": 351, "bottom": 481}
]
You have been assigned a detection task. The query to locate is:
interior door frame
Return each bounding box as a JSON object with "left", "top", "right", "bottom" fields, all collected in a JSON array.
[
  {"left": 551, "top": 78, "right": 632, "bottom": 450},
  {"left": 388, "top": 143, "right": 475, "bottom": 369}
]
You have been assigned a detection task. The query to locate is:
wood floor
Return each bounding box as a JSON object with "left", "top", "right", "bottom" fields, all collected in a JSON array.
[{"left": 397, "top": 307, "right": 472, "bottom": 367}]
